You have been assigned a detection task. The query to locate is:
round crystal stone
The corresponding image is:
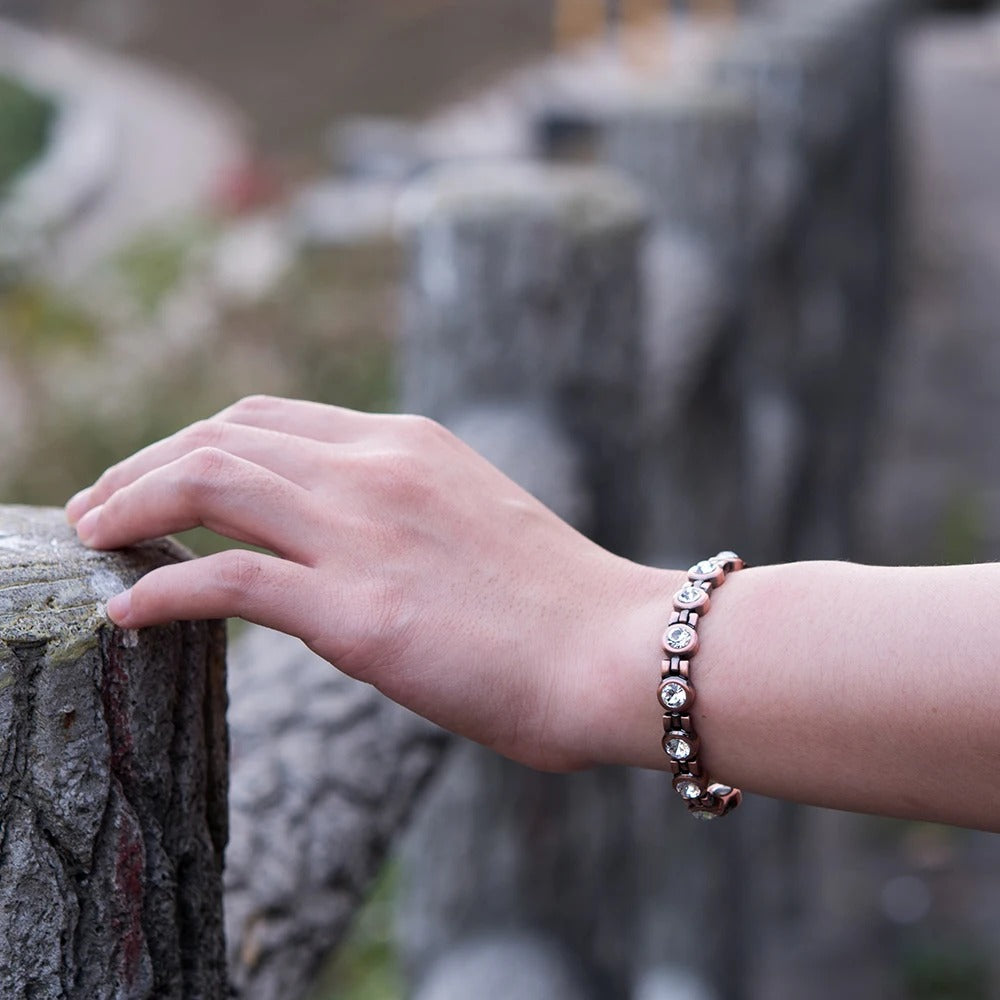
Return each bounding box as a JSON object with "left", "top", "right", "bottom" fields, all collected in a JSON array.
[
  {"left": 659, "top": 680, "right": 688, "bottom": 711},
  {"left": 676, "top": 780, "right": 702, "bottom": 801},
  {"left": 715, "top": 551, "right": 739, "bottom": 562},
  {"left": 664, "top": 623, "right": 696, "bottom": 654},
  {"left": 665, "top": 737, "right": 692, "bottom": 761},
  {"left": 675, "top": 585, "right": 706, "bottom": 608},
  {"left": 691, "top": 559, "right": 719, "bottom": 576}
]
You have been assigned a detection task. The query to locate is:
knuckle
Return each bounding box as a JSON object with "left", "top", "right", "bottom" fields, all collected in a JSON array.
[
  {"left": 183, "top": 420, "right": 226, "bottom": 451},
  {"left": 181, "top": 447, "right": 231, "bottom": 496},
  {"left": 223, "top": 394, "right": 278, "bottom": 421},
  {"left": 215, "top": 550, "right": 265, "bottom": 595},
  {"left": 370, "top": 448, "right": 429, "bottom": 503},
  {"left": 397, "top": 413, "right": 448, "bottom": 445}
]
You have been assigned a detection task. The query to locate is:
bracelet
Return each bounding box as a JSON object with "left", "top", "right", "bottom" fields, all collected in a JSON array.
[{"left": 659, "top": 550, "right": 744, "bottom": 820}]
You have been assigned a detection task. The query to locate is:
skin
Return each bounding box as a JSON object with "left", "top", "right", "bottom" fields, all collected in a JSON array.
[{"left": 67, "top": 395, "right": 1000, "bottom": 832}]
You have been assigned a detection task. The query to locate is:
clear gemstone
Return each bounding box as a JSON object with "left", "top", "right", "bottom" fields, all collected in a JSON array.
[
  {"left": 664, "top": 624, "right": 696, "bottom": 653},
  {"left": 659, "top": 680, "right": 688, "bottom": 710},
  {"left": 691, "top": 560, "right": 719, "bottom": 575},
  {"left": 675, "top": 585, "right": 705, "bottom": 607},
  {"left": 691, "top": 810, "right": 718, "bottom": 821},
  {"left": 665, "top": 737, "right": 691, "bottom": 761},
  {"left": 715, "top": 551, "right": 738, "bottom": 561},
  {"left": 676, "top": 780, "right": 702, "bottom": 800}
]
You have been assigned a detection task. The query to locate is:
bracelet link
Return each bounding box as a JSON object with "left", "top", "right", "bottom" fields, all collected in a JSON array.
[
  {"left": 691, "top": 784, "right": 742, "bottom": 820},
  {"left": 660, "top": 551, "right": 744, "bottom": 820}
]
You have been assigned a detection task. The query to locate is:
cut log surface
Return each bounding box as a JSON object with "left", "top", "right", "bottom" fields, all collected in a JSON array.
[
  {"left": 224, "top": 623, "right": 452, "bottom": 1000},
  {"left": 0, "top": 506, "right": 228, "bottom": 1000}
]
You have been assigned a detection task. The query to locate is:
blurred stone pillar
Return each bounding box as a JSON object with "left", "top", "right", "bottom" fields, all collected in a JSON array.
[
  {"left": 594, "top": 85, "right": 764, "bottom": 1000},
  {"left": 711, "top": 6, "right": 904, "bottom": 998},
  {"left": 718, "top": 1, "right": 902, "bottom": 562},
  {"left": 597, "top": 87, "right": 758, "bottom": 566},
  {"left": 0, "top": 505, "right": 228, "bottom": 999},
  {"left": 399, "top": 159, "right": 647, "bottom": 552},
  {"left": 395, "top": 161, "right": 648, "bottom": 1000}
]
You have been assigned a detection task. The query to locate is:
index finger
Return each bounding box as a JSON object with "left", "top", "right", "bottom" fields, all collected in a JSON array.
[{"left": 66, "top": 420, "right": 329, "bottom": 525}]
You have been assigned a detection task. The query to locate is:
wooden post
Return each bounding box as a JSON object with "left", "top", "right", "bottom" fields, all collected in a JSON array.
[
  {"left": 0, "top": 505, "right": 228, "bottom": 999},
  {"left": 595, "top": 86, "right": 759, "bottom": 567},
  {"left": 716, "top": 3, "right": 900, "bottom": 561},
  {"left": 398, "top": 160, "right": 648, "bottom": 555},
  {"left": 223, "top": 624, "right": 452, "bottom": 1000},
  {"left": 396, "top": 161, "right": 649, "bottom": 1000}
]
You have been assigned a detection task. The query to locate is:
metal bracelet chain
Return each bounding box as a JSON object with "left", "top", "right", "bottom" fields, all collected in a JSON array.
[{"left": 659, "top": 550, "right": 744, "bottom": 820}]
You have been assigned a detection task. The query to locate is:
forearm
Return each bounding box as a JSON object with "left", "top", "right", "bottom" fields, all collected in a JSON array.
[
  {"left": 65, "top": 398, "right": 1000, "bottom": 831},
  {"left": 597, "top": 560, "right": 1000, "bottom": 832}
]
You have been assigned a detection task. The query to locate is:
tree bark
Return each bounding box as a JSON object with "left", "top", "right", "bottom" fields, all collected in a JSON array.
[
  {"left": 224, "top": 623, "right": 452, "bottom": 1000},
  {"left": 0, "top": 505, "right": 227, "bottom": 999}
]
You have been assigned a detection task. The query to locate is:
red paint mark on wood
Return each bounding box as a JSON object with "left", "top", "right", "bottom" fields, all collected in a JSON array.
[
  {"left": 101, "top": 630, "right": 135, "bottom": 785},
  {"left": 112, "top": 817, "right": 146, "bottom": 988}
]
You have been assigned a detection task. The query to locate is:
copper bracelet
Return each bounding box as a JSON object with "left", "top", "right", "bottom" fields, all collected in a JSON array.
[{"left": 659, "top": 550, "right": 744, "bottom": 820}]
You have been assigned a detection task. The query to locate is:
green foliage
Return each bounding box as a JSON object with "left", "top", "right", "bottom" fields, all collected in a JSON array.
[
  {"left": 0, "top": 74, "right": 53, "bottom": 191},
  {"left": 0, "top": 283, "right": 101, "bottom": 355},
  {"left": 305, "top": 864, "right": 404, "bottom": 1000},
  {"left": 0, "top": 241, "right": 397, "bottom": 526},
  {"left": 218, "top": 241, "right": 400, "bottom": 414},
  {"left": 112, "top": 222, "right": 214, "bottom": 315}
]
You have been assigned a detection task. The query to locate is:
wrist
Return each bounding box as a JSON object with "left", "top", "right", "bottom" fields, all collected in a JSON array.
[{"left": 581, "top": 560, "right": 689, "bottom": 771}]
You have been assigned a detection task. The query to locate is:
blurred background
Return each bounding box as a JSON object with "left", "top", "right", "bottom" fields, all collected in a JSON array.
[{"left": 1, "top": 1, "right": 999, "bottom": 998}]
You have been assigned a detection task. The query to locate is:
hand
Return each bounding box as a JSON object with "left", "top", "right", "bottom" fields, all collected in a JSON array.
[{"left": 66, "top": 395, "right": 673, "bottom": 772}]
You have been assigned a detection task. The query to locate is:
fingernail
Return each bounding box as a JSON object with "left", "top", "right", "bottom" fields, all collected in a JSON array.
[
  {"left": 107, "top": 590, "right": 133, "bottom": 626},
  {"left": 75, "top": 505, "right": 103, "bottom": 545},
  {"left": 65, "top": 487, "right": 92, "bottom": 525}
]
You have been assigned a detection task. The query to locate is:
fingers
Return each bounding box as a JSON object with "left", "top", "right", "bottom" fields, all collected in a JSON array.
[
  {"left": 216, "top": 394, "right": 382, "bottom": 443},
  {"left": 64, "top": 395, "right": 462, "bottom": 564},
  {"left": 75, "top": 449, "right": 319, "bottom": 562},
  {"left": 67, "top": 420, "right": 330, "bottom": 523},
  {"left": 107, "top": 549, "right": 318, "bottom": 632},
  {"left": 65, "top": 396, "right": 413, "bottom": 525}
]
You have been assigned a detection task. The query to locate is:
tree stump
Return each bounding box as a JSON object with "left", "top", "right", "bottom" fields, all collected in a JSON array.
[{"left": 0, "top": 505, "right": 228, "bottom": 999}]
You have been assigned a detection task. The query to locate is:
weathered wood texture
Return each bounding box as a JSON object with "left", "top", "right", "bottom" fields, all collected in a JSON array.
[
  {"left": 224, "top": 623, "right": 451, "bottom": 1000},
  {"left": 0, "top": 505, "right": 227, "bottom": 999}
]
